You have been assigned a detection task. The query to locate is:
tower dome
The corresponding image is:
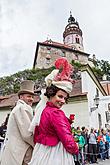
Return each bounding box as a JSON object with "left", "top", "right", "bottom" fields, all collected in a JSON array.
[{"left": 63, "top": 12, "right": 84, "bottom": 52}]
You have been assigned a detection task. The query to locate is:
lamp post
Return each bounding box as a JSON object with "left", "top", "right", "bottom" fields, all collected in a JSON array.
[
  {"left": 94, "top": 96, "right": 99, "bottom": 108},
  {"left": 90, "top": 96, "right": 100, "bottom": 113}
]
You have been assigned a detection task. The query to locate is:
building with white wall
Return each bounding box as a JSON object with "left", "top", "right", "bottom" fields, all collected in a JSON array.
[{"left": 62, "top": 64, "right": 110, "bottom": 130}]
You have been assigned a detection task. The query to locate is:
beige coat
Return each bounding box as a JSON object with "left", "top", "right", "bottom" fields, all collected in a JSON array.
[{"left": 0, "top": 100, "right": 34, "bottom": 165}]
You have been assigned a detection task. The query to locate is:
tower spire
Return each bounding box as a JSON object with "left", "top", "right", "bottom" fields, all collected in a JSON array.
[
  {"left": 68, "top": 11, "right": 75, "bottom": 24},
  {"left": 63, "top": 12, "right": 84, "bottom": 52}
]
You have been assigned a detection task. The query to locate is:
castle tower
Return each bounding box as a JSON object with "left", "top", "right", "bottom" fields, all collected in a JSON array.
[{"left": 63, "top": 12, "right": 84, "bottom": 52}]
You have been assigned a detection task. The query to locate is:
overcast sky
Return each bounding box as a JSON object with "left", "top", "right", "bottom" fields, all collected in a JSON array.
[{"left": 0, "top": 0, "right": 110, "bottom": 77}]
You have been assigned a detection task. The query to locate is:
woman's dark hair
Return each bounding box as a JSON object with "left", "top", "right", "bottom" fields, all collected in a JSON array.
[{"left": 44, "top": 84, "right": 69, "bottom": 103}]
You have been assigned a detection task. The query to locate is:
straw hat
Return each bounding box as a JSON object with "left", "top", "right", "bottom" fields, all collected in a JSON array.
[{"left": 18, "top": 80, "right": 35, "bottom": 96}]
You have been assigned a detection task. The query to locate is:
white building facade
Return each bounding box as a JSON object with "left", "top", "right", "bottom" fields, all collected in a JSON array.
[{"left": 62, "top": 65, "right": 109, "bottom": 130}]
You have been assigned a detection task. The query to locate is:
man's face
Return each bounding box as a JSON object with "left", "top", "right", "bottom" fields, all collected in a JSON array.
[{"left": 20, "top": 93, "right": 34, "bottom": 106}]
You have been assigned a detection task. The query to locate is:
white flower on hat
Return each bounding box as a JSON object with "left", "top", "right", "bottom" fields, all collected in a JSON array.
[{"left": 45, "top": 69, "right": 59, "bottom": 87}]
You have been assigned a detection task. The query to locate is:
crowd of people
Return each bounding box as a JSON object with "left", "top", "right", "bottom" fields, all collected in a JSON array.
[
  {"left": 0, "top": 57, "right": 110, "bottom": 165},
  {"left": 71, "top": 126, "right": 110, "bottom": 165}
]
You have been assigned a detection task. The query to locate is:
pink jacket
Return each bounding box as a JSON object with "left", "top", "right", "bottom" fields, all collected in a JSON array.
[{"left": 34, "top": 102, "right": 78, "bottom": 155}]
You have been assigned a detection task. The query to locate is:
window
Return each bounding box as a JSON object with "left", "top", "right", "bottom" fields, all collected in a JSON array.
[
  {"left": 105, "top": 111, "right": 110, "bottom": 122},
  {"left": 108, "top": 103, "right": 110, "bottom": 111},
  {"left": 46, "top": 54, "right": 51, "bottom": 65},
  {"left": 75, "top": 37, "right": 80, "bottom": 44}
]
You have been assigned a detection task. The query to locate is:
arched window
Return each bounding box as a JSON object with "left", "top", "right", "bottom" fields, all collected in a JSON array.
[{"left": 75, "top": 37, "right": 80, "bottom": 43}]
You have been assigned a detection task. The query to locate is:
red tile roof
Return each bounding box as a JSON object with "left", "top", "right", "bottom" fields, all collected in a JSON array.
[
  {"left": 101, "top": 81, "right": 110, "bottom": 95},
  {"left": 0, "top": 80, "right": 87, "bottom": 108},
  {"left": 43, "top": 40, "right": 72, "bottom": 49}
]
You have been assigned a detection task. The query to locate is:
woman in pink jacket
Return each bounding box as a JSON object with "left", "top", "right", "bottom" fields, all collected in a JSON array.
[{"left": 29, "top": 58, "right": 78, "bottom": 165}]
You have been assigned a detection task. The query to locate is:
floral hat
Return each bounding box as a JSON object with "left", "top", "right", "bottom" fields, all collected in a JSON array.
[{"left": 45, "top": 57, "right": 74, "bottom": 93}]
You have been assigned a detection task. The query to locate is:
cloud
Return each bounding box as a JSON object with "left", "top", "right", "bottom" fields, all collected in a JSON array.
[
  {"left": 0, "top": 0, "right": 110, "bottom": 77},
  {"left": 0, "top": 44, "right": 33, "bottom": 77}
]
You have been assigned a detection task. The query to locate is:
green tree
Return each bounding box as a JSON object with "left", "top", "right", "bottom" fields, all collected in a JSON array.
[
  {"left": 0, "top": 67, "right": 54, "bottom": 96},
  {"left": 94, "top": 60, "right": 110, "bottom": 80}
]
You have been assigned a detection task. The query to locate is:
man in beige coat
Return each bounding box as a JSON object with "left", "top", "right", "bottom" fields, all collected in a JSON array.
[{"left": 0, "top": 80, "right": 35, "bottom": 165}]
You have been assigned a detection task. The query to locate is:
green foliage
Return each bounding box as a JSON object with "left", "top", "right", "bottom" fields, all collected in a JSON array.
[
  {"left": 0, "top": 67, "right": 54, "bottom": 96},
  {"left": 93, "top": 60, "right": 110, "bottom": 80},
  {"left": 0, "top": 59, "right": 110, "bottom": 96},
  {"left": 71, "top": 59, "right": 110, "bottom": 81},
  {"left": 71, "top": 60, "right": 82, "bottom": 69},
  {"left": 92, "top": 67, "right": 103, "bottom": 80}
]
